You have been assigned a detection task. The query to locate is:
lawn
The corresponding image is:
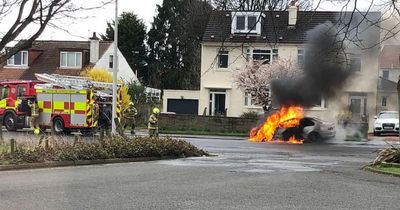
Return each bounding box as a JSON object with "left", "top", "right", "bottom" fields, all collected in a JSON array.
[{"left": 367, "top": 164, "right": 400, "bottom": 176}]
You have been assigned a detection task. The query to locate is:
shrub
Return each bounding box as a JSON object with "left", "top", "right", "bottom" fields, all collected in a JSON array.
[
  {"left": 0, "top": 136, "right": 208, "bottom": 165},
  {"left": 373, "top": 145, "right": 400, "bottom": 165},
  {"left": 240, "top": 111, "right": 260, "bottom": 120}
]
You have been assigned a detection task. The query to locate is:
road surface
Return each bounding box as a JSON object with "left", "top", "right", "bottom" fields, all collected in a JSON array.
[{"left": 0, "top": 135, "right": 399, "bottom": 210}]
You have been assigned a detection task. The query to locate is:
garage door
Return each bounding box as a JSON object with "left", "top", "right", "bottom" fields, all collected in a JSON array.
[{"left": 167, "top": 99, "right": 198, "bottom": 115}]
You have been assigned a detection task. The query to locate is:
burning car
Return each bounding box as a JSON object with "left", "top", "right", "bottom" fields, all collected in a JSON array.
[
  {"left": 277, "top": 117, "right": 336, "bottom": 142},
  {"left": 249, "top": 106, "right": 335, "bottom": 144}
]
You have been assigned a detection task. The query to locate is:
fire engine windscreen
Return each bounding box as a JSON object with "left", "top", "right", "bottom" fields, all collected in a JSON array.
[{"left": 271, "top": 22, "right": 351, "bottom": 107}]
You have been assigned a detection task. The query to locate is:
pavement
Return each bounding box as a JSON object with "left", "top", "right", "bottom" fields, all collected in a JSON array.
[{"left": 0, "top": 132, "right": 399, "bottom": 209}]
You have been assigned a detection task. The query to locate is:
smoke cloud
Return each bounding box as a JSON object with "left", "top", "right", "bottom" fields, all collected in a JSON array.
[{"left": 271, "top": 22, "right": 353, "bottom": 107}]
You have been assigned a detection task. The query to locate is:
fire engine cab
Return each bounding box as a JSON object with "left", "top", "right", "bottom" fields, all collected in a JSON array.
[{"left": 0, "top": 74, "right": 122, "bottom": 134}]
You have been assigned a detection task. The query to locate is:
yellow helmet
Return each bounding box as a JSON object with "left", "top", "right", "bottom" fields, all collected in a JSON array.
[
  {"left": 152, "top": 107, "right": 160, "bottom": 114},
  {"left": 34, "top": 128, "right": 40, "bottom": 135}
]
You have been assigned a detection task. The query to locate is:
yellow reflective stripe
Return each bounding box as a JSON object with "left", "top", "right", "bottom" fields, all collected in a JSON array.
[
  {"left": 74, "top": 102, "right": 86, "bottom": 111},
  {"left": 37, "top": 101, "right": 44, "bottom": 108},
  {"left": 0, "top": 99, "right": 6, "bottom": 108},
  {"left": 53, "top": 101, "right": 64, "bottom": 110}
]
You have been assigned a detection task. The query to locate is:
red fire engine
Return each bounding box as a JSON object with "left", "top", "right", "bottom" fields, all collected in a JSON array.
[{"left": 0, "top": 74, "right": 121, "bottom": 134}]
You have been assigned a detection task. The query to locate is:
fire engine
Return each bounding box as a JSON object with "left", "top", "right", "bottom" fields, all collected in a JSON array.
[{"left": 0, "top": 74, "right": 122, "bottom": 134}]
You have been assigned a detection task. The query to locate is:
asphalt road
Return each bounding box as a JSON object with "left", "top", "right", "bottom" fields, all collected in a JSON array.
[{"left": 0, "top": 135, "right": 399, "bottom": 210}]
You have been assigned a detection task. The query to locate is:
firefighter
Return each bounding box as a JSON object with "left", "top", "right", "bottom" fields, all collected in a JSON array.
[
  {"left": 99, "top": 103, "right": 112, "bottom": 139},
  {"left": 29, "top": 98, "right": 40, "bottom": 134},
  {"left": 122, "top": 102, "right": 138, "bottom": 135},
  {"left": 148, "top": 107, "right": 160, "bottom": 137}
]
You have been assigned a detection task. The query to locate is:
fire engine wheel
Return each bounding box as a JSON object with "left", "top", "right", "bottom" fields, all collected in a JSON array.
[
  {"left": 52, "top": 117, "right": 65, "bottom": 135},
  {"left": 4, "top": 112, "right": 17, "bottom": 131}
]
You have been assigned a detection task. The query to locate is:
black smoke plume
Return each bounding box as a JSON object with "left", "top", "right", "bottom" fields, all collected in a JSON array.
[{"left": 271, "top": 22, "right": 352, "bottom": 107}]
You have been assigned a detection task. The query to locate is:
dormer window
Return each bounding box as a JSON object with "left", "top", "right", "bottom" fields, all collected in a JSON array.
[
  {"left": 231, "top": 12, "right": 261, "bottom": 35},
  {"left": 7, "top": 51, "right": 28, "bottom": 67},
  {"left": 60, "top": 51, "right": 82, "bottom": 68}
]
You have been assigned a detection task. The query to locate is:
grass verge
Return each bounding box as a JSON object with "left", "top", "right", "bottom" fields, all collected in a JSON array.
[
  {"left": 365, "top": 164, "right": 400, "bottom": 177},
  {"left": 0, "top": 136, "right": 208, "bottom": 165},
  {"left": 159, "top": 130, "right": 248, "bottom": 137}
]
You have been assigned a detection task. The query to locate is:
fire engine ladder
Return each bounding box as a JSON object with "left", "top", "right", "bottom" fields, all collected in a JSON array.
[{"left": 34, "top": 73, "right": 115, "bottom": 90}]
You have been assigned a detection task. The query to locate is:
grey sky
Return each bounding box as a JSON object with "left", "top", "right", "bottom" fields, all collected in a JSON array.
[{"left": 40, "top": 0, "right": 163, "bottom": 40}]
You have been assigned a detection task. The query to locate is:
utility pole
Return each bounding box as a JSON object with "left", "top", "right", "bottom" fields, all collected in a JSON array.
[
  {"left": 112, "top": 0, "right": 119, "bottom": 134},
  {"left": 397, "top": 75, "right": 400, "bottom": 140}
]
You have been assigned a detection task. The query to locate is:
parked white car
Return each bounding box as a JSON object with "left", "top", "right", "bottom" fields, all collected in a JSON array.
[{"left": 373, "top": 111, "right": 399, "bottom": 136}]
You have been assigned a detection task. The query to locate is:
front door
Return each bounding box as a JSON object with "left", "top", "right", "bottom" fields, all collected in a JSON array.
[
  {"left": 349, "top": 94, "right": 367, "bottom": 118},
  {"left": 209, "top": 90, "right": 226, "bottom": 116}
]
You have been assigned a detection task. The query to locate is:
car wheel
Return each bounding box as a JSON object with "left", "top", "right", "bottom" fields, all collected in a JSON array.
[
  {"left": 374, "top": 131, "right": 380, "bottom": 136},
  {"left": 52, "top": 117, "right": 65, "bottom": 135},
  {"left": 4, "top": 112, "right": 17, "bottom": 131},
  {"left": 307, "top": 132, "right": 321, "bottom": 142}
]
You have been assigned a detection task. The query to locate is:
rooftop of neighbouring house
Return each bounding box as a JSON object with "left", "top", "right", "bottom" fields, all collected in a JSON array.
[
  {"left": 0, "top": 40, "right": 112, "bottom": 81},
  {"left": 202, "top": 10, "right": 380, "bottom": 44},
  {"left": 380, "top": 45, "right": 400, "bottom": 69}
]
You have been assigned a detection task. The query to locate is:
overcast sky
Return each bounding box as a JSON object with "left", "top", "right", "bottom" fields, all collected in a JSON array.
[{"left": 39, "top": 0, "right": 163, "bottom": 41}]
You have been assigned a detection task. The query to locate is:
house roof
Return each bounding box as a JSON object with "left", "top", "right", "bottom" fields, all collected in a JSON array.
[
  {"left": 0, "top": 40, "right": 112, "bottom": 81},
  {"left": 380, "top": 45, "right": 400, "bottom": 69},
  {"left": 202, "top": 10, "right": 379, "bottom": 44}
]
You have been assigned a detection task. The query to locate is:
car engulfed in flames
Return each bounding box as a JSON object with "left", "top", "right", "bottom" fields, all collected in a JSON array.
[{"left": 250, "top": 106, "right": 305, "bottom": 144}]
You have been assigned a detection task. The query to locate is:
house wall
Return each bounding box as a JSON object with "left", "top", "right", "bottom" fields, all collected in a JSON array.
[
  {"left": 380, "top": 68, "right": 400, "bottom": 82},
  {"left": 162, "top": 90, "right": 200, "bottom": 113},
  {"left": 200, "top": 42, "right": 380, "bottom": 131},
  {"left": 377, "top": 91, "right": 398, "bottom": 113},
  {"left": 94, "top": 43, "right": 138, "bottom": 83}
]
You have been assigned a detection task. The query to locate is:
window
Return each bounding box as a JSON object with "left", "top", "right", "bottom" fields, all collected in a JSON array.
[
  {"left": 17, "top": 86, "right": 26, "bottom": 97},
  {"left": 347, "top": 54, "right": 361, "bottom": 71},
  {"left": 382, "top": 96, "right": 387, "bottom": 107},
  {"left": 298, "top": 49, "right": 305, "bottom": 66},
  {"left": 382, "top": 70, "right": 389, "bottom": 80},
  {"left": 218, "top": 50, "right": 229, "bottom": 68},
  {"left": 232, "top": 12, "right": 261, "bottom": 34},
  {"left": 236, "top": 16, "right": 245, "bottom": 30},
  {"left": 310, "top": 97, "right": 326, "bottom": 109},
  {"left": 247, "top": 49, "right": 278, "bottom": 64},
  {"left": 60, "top": 51, "right": 82, "bottom": 68},
  {"left": 0, "top": 86, "right": 9, "bottom": 100},
  {"left": 7, "top": 51, "right": 28, "bottom": 66},
  {"left": 244, "top": 93, "right": 253, "bottom": 106}
]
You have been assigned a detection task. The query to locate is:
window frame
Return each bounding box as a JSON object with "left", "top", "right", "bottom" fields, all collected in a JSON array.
[
  {"left": 60, "top": 51, "right": 83, "bottom": 69},
  {"left": 7, "top": 51, "right": 28, "bottom": 67},
  {"left": 217, "top": 49, "right": 229, "bottom": 69},
  {"left": 246, "top": 48, "right": 278, "bottom": 64},
  {"left": 231, "top": 12, "right": 261, "bottom": 35},
  {"left": 347, "top": 53, "right": 361, "bottom": 72},
  {"left": 382, "top": 96, "right": 387, "bottom": 107},
  {"left": 297, "top": 48, "right": 305, "bottom": 67},
  {"left": 382, "top": 70, "right": 389, "bottom": 80}
]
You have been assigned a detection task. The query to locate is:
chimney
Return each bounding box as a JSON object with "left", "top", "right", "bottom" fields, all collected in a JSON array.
[
  {"left": 89, "top": 32, "right": 100, "bottom": 64},
  {"left": 288, "top": 0, "right": 298, "bottom": 27}
]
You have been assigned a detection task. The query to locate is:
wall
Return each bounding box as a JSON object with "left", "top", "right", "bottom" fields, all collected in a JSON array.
[
  {"left": 199, "top": 43, "right": 299, "bottom": 117},
  {"left": 162, "top": 90, "right": 200, "bottom": 113},
  {"left": 94, "top": 43, "right": 139, "bottom": 83},
  {"left": 158, "top": 114, "right": 258, "bottom": 133}
]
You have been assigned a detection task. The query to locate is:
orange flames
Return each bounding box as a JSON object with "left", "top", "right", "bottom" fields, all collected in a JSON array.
[{"left": 249, "top": 106, "right": 304, "bottom": 144}]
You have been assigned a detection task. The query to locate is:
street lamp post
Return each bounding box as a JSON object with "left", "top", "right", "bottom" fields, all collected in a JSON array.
[{"left": 112, "top": 0, "right": 119, "bottom": 134}]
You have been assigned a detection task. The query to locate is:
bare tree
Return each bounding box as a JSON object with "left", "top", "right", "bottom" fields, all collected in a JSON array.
[
  {"left": 233, "top": 59, "right": 300, "bottom": 112},
  {"left": 0, "top": 0, "right": 112, "bottom": 64},
  {"left": 212, "top": 0, "right": 312, "bottom": 11}
]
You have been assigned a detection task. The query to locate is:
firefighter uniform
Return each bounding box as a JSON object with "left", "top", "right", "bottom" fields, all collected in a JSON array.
[
  {"left": 122, "top": 102, "right": 137, "bottom": 135},
  {"left": 148, "top": 107, "right": 160, "bottom": 137},
  {"left": 29, "top": 99, "right": 40, "bottom": 133},
  {"left": 99, "top": 104, "right": 112, "bottom": 139}
]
